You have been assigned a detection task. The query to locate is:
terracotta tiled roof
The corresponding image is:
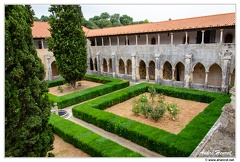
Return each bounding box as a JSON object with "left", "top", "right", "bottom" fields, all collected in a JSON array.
[
  {"left": 87, "top": 12, "right": 235, "bottom": 37},
  {"left": 32, "top": 22, "right": 90, "bottom": 38},
  {"left": 32, "top": 12, "right": 235, "bottom": 38}
]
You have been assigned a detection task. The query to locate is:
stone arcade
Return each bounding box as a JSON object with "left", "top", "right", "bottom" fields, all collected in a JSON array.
[{"left": 31, "top": 12, "right": 235, "bottom": 93}]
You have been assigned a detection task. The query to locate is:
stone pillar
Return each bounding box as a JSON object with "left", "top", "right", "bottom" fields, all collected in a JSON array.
[
  {"left": 111, "top": 52, "right": 117, "bottom": 78},
  {"left": 154, "top": 54, "right": 160, "bottom": 84},
  {"left": 117, "top": 36, "right": 119, "bottom": 46},
  {"left": 146, "top": 34, "right": 148, "bottom": 45},
  {"left": 41, "top": 39, "right": 44, "bottom": 49},
  {"left": 107, "top": 64, "right": 110, "bottom": 73},
  {"left": 101, "top": 37, "right": 104, "bottom": 46},
  {"left": 146, "top": 66, "right": 149, "bottom": 82},
  {"left": 170, "top": 32, "right": 173, "bottom": 44},
  {"left": 184, "top": 54, "right": 192, "bottom": 88},
  {"left": 96, "top": 52, "right": 101, "bottom": 75},
  {"left": 125, "top": 36, "right": 128, "bottom": 45},
  {"left": 220, "top": 29, "right": 224, "bottom": 43},
  {"left": 172, "top": 68, "right": 175, "bottom": 80},
  {"left": 124, "top": 65, "right": 127, "bottom": 75},
  {"left": 201, "top": 30, "right": 205, "bottom": 44},
  {"left": 45, "top": 55, "right": 52, "bottom": 81},
  {"left": 158, "top": 34, "right": 160, "bottom": 45},
  {"left": 109, "top": 37, "right": 111, "bottom": 46},
  {"left": 185, "top": 32, "right": 188, "bottom": 44},
  {"left": 94, "top": 38, "right": 97, "bottom": 46},
  {"left": 131, "top": 52, "right": 137, "bottom": 81},
  {"left": 205, "top": 71, "right": 209, "bottom": 85},
  {"left": 135, "top": 35, "right": 138, "bottom": 45},
  {"left": 221, "top": 51, "right": 232, "bottom": 94}
]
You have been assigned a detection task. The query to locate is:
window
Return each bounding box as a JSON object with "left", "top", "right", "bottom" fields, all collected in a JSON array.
[
  {"left": 151, "top": 37, "right": 156, "bottom": 45},
  {"left": 38, "top": 41, "right": 42, "bottom": 49},
  {"left": 224, "top": 33, "right": 233, "bottom": 43}
]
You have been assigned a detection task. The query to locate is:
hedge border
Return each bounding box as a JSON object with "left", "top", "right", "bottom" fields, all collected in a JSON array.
[
  {"left": 47, "top": 74, "right": 129, "bottom": 109},
  {"left": 49, "top": 114, "right": 143, "bottom": 157},
  {"left": 72, "top": 83, "right": 231, "bottom": 157}
]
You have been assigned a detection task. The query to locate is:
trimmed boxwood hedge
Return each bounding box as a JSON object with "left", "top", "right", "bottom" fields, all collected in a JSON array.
[
  {"left": 49, "top": 114, "right": 143, "bottom": 157},
  {"left": 72, "top": 83, "right": 231, "bottom": 157},
  {"left": 47, "top": 74, "right": 129, "bottom": 109}
]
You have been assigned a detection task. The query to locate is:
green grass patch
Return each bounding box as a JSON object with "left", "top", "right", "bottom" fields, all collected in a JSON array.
[{"left": 49, "top": 114, "right": 143, "bottom": 157}]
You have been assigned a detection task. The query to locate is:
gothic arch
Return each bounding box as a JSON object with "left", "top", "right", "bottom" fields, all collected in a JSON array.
[
  {"left": 109, "top": 58, "right": 113, "bottom": 73},
  {"left": 89, "top": 58, "right": 94, "bottom": 70},
  {"left": 192, "top": 63, "right": 205, "bottom": 84},
  {"left": 224, "top": 33, "right": 233, "bottom": 43},
  {"left": 149, "top": 60, "right": 155, "bottom": 80},
  {"left": 139, "top": 60, "right": 146, "bottom": 79},
  {"left": 163, "top": 61, "right": 172, "bottom": 80},
  {"left": 119, "top": 59, "right": 125, "bottom": 74},
  {"left": 102, "top": 58, "right": 107, "bottom": 72},
  {"left": 126, "top": 59, "right": 132, "bottom": 75},
  {"left": 208, "top": 63, "right": 222, "bottom": 86},
  {"left": 94, "top": 58, "right": 98, "bottom": 71},
  {"left": 174, "top": 62, "right": 185, "bottom": 81}
]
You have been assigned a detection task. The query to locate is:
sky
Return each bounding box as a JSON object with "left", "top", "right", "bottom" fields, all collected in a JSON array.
[{"left": 31, "top": 4, "right": 236, "bottom": 22}]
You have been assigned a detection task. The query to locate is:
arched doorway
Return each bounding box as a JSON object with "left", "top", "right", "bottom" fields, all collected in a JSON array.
[
  {"left": 102, "top": 58, "right": 107, "bottom": 72},
  {"left": 119, "top": 59, "right": 125, "bottom": 74},
  {"left": 109, "top": 58, "right": 112, "bottom": 73},
  {"left": 208, "top": 64, "right": 222, "bottom": 86},
  {"left": 126, "top": 59, "right": 132, "bottom": 75},
  {"left": 90, "top": 58, "right": 94, "bottom": 70},
  {"left": 151, "top": 37, "right": 156, "bottom": 45},
  {"left": 139, "top": 60, "right": 146, "bottom": 79},
  {"left": 174, "top": 62, "right": 185, "bottom": 81},
  {"left": 51, "top": 61, "right": 59, "bottom": 76},
  {"left": 224, "top": 33, "right": 233, "bottom": 43},
  {"left": 192, "top": 63, "right": 205, "bottom": 84},
  {"left": 163, "top": 61, "right": 172, "bottom": 80},
  {"left": 94, "top": 58, "right": 98, "bottom": 71},
  {"left": 149, "top": 61, "right": 155, "bottom": 80}
]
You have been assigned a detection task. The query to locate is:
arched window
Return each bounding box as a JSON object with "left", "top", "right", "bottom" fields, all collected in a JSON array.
[
  {"left": 90, "top": 58, "right": 94, "bottom": 70},
  {"left": 102, "top": 58, "right": 107, "bottom": 72},
  {"left": 149, "top": 61, "right": 155, "bottom": 80},
  {"left": 109, "top": 58, "right": 112, "bottom": 73},
  {"left": 224, "top": 33, "right": 233, "bottom": 43},
  {"left": 208, "top": 64, "right": 222, "bottom": 86},
  {"left": 126, "top": 59, "right": 132, "bottom": 75},
  {"left": 119, "top": 59, "right": 125, "bottom": 74},
  {"left": 192, "top": 63, "right": 205, "bottom": 84},
  {"left": 139, "top": 60, "right": 146, "bottom": 79},
  {"left": 51, "top": 61, "right": 59, "bottom": 76},
  {"left": 174, "top": 62, "right": 185, "bottom": 81},
  {"left": 163, "top": 61, "right": 172, "bottom": 80},
  {"left": 151, "top": 37, "right": 156, "bottom": 45}
]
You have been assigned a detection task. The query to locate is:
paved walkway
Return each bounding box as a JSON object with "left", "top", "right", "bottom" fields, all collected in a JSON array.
[{"left": 61, "top": 82, "right": 164, "bottom": 157}]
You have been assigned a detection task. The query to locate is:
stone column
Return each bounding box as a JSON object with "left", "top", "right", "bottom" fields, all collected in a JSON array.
[
  {"left": 96, "top": 52, "right": 101, "bottom": 75},
  {"left": 101, "top": 37, "right": 104, "bottom": 46},
  {"left": 111, "top": 52, "right": 117, "bottom": 78},
  {"left": 172, "top": 68, "right": 175, "bottom": 80},
  {"left": 124, "top": 65, "right": 127, "bottom": 75},
  {"left": 185, "top": 32, "right": 188, "bottom": 44},
  {"left": 94, "top": 38, "right": 97, "bottom": 46},
  {"left": 201, "top": 30, "right": 205, "bottom": 44},
  {"left": 170, "top": 32, "right": 173, "bottom": 44},
  {"left": 158, "top": 34, "right": 160, "bottom": 45},
  {"left": 146, "top": 34, "right": 148, "bottom": 45},
  {"left": 135, "top": 35, "right": 138, "bottom": 45},
  {"left": 107, "top": 63, "right": 110, "bottom": 73},
  {"left": 45, "top": 55, "right": 52, "bottom": 81},
  {"left": 184, "top": 54, "right": 192, "bottom": 88},
  {"left": 204, "top": 71, "right": 209, "bottom": 89},
  {"left": 125, "top": 36, "right": 128, "bottom": 45},
  {"left": 41, "top": 39, "right": 44, "bottom": 49},
  {"left": 109, "top": 37, "right": 111, "bottom": 46},
  {"left": 220, "top": 29, "right": 224, "bottom": 43},
  {"left": 154, "top": 54, "right": 160, "bottom": 84},
  {"left": 117, "top": 36, "right": 119, "bottom": 46},
  {"left": 131, "top": 52, "right": 137, "bottom": 81},
  {"left": 221, "top": 51, "right": 232, "bottom": 94},
  {"left": 146, "top": 66, "right": 149, "bottom": 82}
]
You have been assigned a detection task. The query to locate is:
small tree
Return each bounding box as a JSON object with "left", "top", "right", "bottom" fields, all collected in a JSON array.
[
  {"left": 5, "top": 5, "right": 54, "bottom": 157},
  {"left": 47, "top": 5, "right": 87, "bottom": 88},
  {"left": 148, "top": 86, "right": 157, "bottom": 104}
]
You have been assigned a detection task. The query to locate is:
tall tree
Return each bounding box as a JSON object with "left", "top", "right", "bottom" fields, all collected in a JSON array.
[
  {"left": 47, "top": 5, "right": 88, "bottom": 88},
  {"left": 40, "top": 15, "right": 49, "bottom": 22},
  {"left": 5, "top": 5, "right": 54, "bottom": 157},
  {"left": 120, "top": 14, "right": 133, "bottom": 26}
]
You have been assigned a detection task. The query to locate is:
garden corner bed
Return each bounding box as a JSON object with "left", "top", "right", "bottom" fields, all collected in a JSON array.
[
  {"left": 72, "top": 82, "right": 231, "bottom": 157},
  {"left": 47, "top": 74, "right": 129, "bottom": 109}
]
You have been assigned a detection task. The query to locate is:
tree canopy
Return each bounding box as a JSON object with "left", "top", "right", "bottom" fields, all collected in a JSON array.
[
  {"left": 5, "top": 5, "right": 54, "bottom": 157},
  {"left": 47, "top": 5, "right": 88, "bottom": 88}
]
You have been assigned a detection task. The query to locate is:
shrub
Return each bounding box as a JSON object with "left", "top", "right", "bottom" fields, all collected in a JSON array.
[
  {"left": 57, "top": 86, "right": 63, "bottom": 93},
  {"left": 150, "top": 103, "right": 166, "bottom": 122},
  {"left": 148, "top": 86, "right": 157, "bottom": 104},
  {"left": 131, "top": 99, "right": 141, "bottom": 116},
  {"left": 140, "top": 103, "right": 153, "bottom": 118},
  {"left": 158, "top": 93, "right": 166, "bottom": 104},
  {"left": 167, "top": 102, "right": 180, "bottom": 121}
]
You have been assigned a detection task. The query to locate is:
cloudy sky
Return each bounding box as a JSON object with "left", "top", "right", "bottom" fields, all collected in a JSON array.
[{"left": 31, "top": 4, "right": 235, "bottom": 22}]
